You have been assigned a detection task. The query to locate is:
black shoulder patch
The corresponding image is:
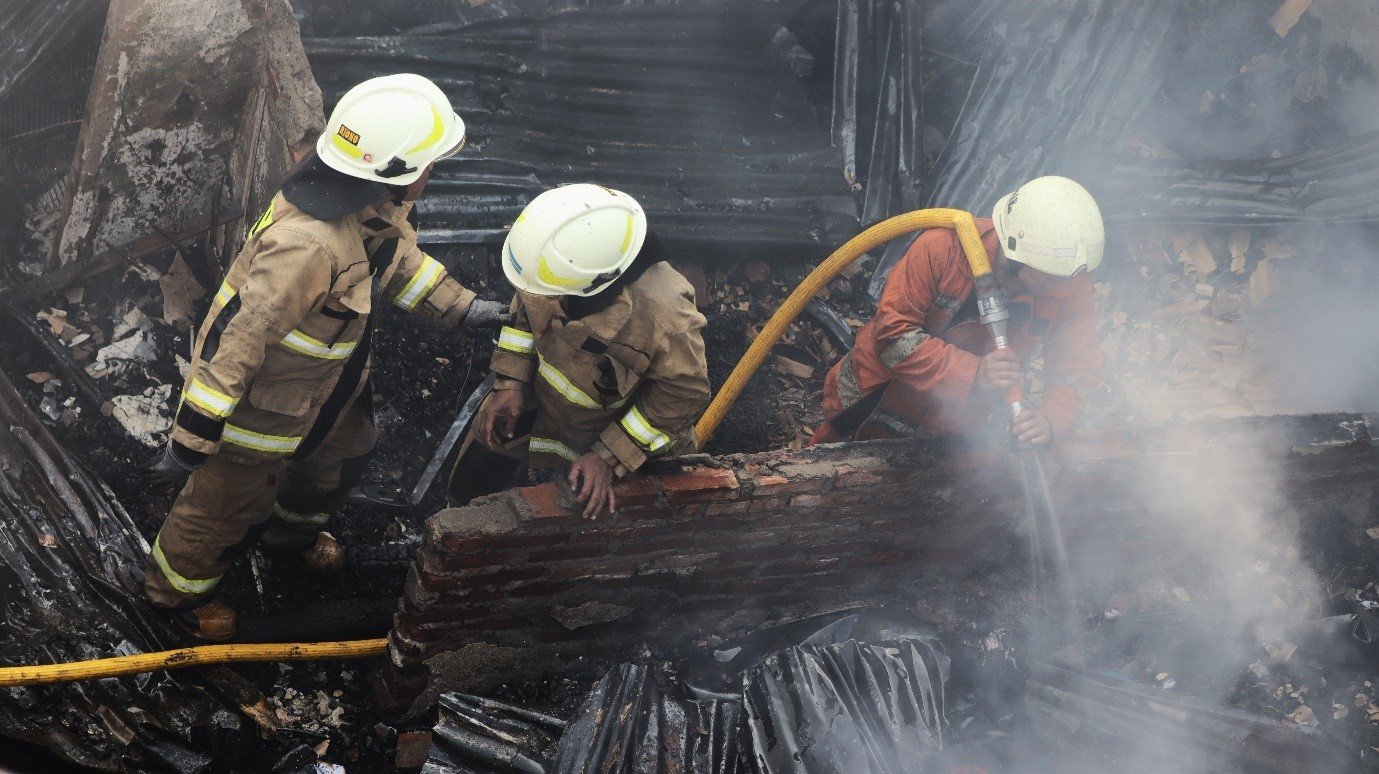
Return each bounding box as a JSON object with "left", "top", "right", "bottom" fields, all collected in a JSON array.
[
  {"left": 581, "top": 337, "right": 609, "bottom": 354},
  {"left": 362, "top": 217, "right": 391, "bottom": 232},
  {"left": 368, "top": 237, "right": 400, "bottom": 274}
]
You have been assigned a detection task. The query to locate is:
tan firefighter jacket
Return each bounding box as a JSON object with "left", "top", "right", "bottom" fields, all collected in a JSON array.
[
  {"left": 489, "top": 261, "right": 711, "bottom": 476},
  {"left": 169, "top": 193, "right": 476, "bottom": 466}
]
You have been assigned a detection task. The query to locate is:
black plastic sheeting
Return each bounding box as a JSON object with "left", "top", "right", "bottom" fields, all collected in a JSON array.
[
  {"left": 0, "top": 370, "right": 231, "bottom": 770},
  {"left": 423, "top": 693, "right": 566, "bottom": 774},
  {"left": 304, "top": 3, "right": 859, "bottom": 259},
  {"left": 1101, "top": 129, "right": 1379, "bottom": 226},
  {"left": 743, "top": 640, "right": 948, "bottom": 773},
  {"left": 554, "top": 665, "right": 746, "bottom": 774},
  {"left": 422, "top": 609, "right": 949, "bottom": 773},
  {"left": 920, "top": 0, "right": 1182, "bottom": 216},
  {"left": 869, "top": 0, "right": 1184, "bottom": 297},
  {"left": 423, "top": 668, "right": 747, "bottom": 774},
  {"left": 0, "top": 0, "right": 104, "bottom": 103},
  {"left": 829, "top": 0, "right": 926, "bottom": 225}
]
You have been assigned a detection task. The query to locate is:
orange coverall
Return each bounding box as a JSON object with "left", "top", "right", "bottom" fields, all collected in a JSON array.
[{"left": 811, "top": 218, "right": 1102, "bottom": 445}]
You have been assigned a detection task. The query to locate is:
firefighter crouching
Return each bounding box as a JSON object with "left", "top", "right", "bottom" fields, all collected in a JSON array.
[
  {"left": 134, "top": 74, "right": 509, "bottom": 641},
  {"left": 812, "top": 176, "right": 1105, "bottom": 448},
  {"left": 448, "top": 184, "right": 712, "bottom": 518}
]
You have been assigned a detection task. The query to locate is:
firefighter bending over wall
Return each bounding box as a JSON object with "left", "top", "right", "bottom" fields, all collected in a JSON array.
[
  {"left": 812, "top": 176, "right": 1104, "bottom": 448},
  {"left": 134, "top": 74, "right": 509, "bottom": 641},
  {"left": 448, "top": 185, "right": 712, "bottom": 518}
]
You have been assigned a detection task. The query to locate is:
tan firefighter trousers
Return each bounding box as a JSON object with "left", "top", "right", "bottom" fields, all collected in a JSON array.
[{"left": 145, "top": 395, "right": 377, "bottom": 609}]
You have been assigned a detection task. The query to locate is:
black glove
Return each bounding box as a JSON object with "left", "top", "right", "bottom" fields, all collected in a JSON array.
[
  {"left": 135, "top": 442, "right": 202, "bottom": 493},
  {"left": 460, "top": 299, "right": 513, "bottom": 330}
]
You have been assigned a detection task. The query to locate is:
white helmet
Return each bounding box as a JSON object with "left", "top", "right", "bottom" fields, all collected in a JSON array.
[
  {"left": 503, "top": 184, "right": 648, "bottom": 297},
  {"left": 992, "top": 176, "right": 1105, "bottom": 276},
  {"left": 317, "top": 73, "right": 466, "bottom": 186}
]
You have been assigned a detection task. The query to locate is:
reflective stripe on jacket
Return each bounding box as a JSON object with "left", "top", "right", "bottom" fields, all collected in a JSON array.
[
  {"left": 488, "top": 262, "right": 710, "bottom": 476},
  {"left": 171, "top": 194, "right": 477, "bottom": 464},
  {"left": 821, "top": 217, "right": 1102, "bottom": 442}
]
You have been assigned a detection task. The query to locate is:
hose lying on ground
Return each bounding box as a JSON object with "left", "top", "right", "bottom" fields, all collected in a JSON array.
[
  {"left": 0, "top": 209, "right": 987, "bottom": 686},
  {"left": 0, "top": 638, "right": 389, "bottom": 687}
]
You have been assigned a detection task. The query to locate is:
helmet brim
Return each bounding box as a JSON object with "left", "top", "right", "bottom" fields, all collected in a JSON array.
[{"left": 502, "top": 236, "right": 562, "bottom": 296}]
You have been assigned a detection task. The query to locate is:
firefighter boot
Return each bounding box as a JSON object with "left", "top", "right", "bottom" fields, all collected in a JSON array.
[
  {"left": 174, "top": 599, "right": 237, "bottom": 642},
  {"left": 301, "top": 531, "right": 345, "bottom": 575}
]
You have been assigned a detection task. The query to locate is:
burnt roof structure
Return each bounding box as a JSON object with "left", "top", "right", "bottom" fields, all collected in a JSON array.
[{"left": 304, "top": 3, "right": 860, "bottom": 259}]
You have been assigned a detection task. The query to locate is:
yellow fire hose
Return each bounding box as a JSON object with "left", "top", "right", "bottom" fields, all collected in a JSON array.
[
  {"left": 695, "top": 207, "right": 990, "bottom": 445},
  {"left": 0, "top": 639, "right": 389, "bottom": 687},
  {"left": 0, "top": 209, "right": 987, "bottom": 687}
]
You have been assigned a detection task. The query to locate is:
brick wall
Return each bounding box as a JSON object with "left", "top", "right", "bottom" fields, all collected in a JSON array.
[{"left": 376, "top": 414, "right": 1379, "bottom": 717}]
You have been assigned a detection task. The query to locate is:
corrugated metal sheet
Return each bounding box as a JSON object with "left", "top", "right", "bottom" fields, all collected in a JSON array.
[
  {"left": 1102, "top": 129, "right": 1379, "bottom": 225},
  {"left": 305, "top": 3, "right": 859, "bottom": 259}
]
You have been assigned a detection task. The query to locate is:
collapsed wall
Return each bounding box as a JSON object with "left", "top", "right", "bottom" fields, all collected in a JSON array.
[
  {"left": 53, "top": 0, "right": 322, "bottom": 270},
  {"left": 377, "top": 413, "right": 1379, "bottom": 718}
]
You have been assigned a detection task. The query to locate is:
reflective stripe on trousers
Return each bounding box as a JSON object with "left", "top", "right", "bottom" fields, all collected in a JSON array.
[
  {"left": 271, "top": 503, "right": 330, "bottom": 527},
  {"left": 530, "top": 437, "right": 579, "bottom": 462},
  {"left": 150, "top": 534, "right": 221, "bottom": 596}
]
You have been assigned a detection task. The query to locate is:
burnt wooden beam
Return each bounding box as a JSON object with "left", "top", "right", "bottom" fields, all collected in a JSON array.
[{"left": 0, "top": 207, "right": 243, "bottom": 307}]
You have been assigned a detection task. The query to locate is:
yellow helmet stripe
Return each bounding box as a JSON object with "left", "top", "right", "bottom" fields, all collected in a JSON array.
[
  {"left": 619, "top": 213, "right": 635, "bottom": 254},
  {"left": 406, "top": 106, "right": 446, "bottom": 155},
  {"left": 537, "top": 255, "right": 585, "bottom": 288},
  {"left": 330, "top": 132, "right": 364, "bottom": 160}
]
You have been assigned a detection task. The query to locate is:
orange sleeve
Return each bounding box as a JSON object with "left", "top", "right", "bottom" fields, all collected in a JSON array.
[
  {"left": 1038, "top": 282, "right": 1102, "bottom": 441},
  {"left": 873, "top": 231, "right": 983, "bottom": 433}
]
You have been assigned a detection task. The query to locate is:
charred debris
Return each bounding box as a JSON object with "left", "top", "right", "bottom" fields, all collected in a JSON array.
[{"left": 0, "top": 0, "right": 1376, "bottom": 771}]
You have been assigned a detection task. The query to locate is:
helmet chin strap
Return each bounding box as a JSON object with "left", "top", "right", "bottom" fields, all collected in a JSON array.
[{"left": 375, "top": 157, "right": 418, "bottom": 179}]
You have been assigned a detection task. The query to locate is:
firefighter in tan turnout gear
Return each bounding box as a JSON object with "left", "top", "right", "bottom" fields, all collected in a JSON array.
[
  {"left": 136, "top": 74, "right": 509, "bottom": 641},
  {"left": 447, "top": 185, "right": 711, "bottom": 518}
]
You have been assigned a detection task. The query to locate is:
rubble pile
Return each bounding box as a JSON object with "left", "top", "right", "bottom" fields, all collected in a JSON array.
[
  {"left": 1089, "top": 225, "right": 1295, "bottom": 428},
  {"left": 0, "top": 0, "right": 1375, "bottom": 770}
]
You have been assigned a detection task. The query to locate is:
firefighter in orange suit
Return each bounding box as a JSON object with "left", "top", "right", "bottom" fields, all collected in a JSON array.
[
  {"left": 447, "top": 184, "right": 711, "bottom": 519},
  {"left": 134, "top": 74, "right": 508, "bottom": 641},
  {"left": 812, "top": 176, "right": 1104, "bottom": 448}
]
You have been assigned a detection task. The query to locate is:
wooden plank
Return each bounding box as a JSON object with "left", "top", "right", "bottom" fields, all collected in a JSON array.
[{"left": 0, "top": 207, "right": 243, "bottom": 306}]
